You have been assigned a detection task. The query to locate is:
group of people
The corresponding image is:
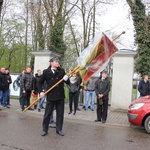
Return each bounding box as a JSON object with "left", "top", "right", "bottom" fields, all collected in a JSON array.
[
  {"left": 16, "top": 66, "right": 46, "bottom": 112},
  {"left": 0, "top": 57, "right": 111, "bottom": 137},
  {"left": 0, "top": 67, "right": 12, "bottom": 110}
]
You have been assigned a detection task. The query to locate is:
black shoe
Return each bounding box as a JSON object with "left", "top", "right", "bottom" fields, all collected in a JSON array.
[
  {"left": 56, "top": 130, "right": 64, "bottom": 136},
  {"left": 88, "top": 106, "right": 91, "bottom": 109},
  {"left": 82, "top": 106, "right": 85, "bottom": 109},
  {"left": 73, "top": 112, "right": 75, "bottom": 115},
  {"left": 77, "top": 108, "right": 81, "bottom": 111},
  {"left": 91, "top": 109, "right": 94, "bottom": 111},
  {"left": 28, "top": 108, "right": 34, "bottom": 111},
  {"left": 38, "top": 109, "right": 41, "bottom": 112},
  {"left": 68, "top": 112, "right": 72, "bottom": 114},
  {"left": 41, "top": 131, "right": 47, "bottom": 136},
  {"left": 95, "top": 119, "right": 101, "bottom": 122}
]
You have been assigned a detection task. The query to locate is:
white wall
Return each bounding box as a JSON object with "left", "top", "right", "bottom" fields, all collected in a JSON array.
[
  {"left": 10, "top": 74, "right": 20, "bottom": 96},
  {"left": 111, "top": 51, "right": 136, "bottom": 110},
  {"left": 32, "top": 50, "right": 61, "bottom": 75}
]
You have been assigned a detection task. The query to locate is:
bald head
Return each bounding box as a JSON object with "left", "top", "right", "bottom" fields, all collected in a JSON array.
[{"left": 0, "top": 67, "right": 5, "bottom": 73}]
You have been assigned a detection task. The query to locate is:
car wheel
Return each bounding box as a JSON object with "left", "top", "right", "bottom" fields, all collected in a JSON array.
[{"left": 144, "top": 115, "right": 150, "bottom": 134}]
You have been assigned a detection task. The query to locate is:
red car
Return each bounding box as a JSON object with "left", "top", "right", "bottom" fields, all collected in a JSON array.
[{"left": 128, "top": 95, "right": 150, "bottom": 134}]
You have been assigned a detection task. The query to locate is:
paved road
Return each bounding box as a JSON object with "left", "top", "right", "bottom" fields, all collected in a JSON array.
[{"left": 0, "top": 103, "right": 150, "bottom": 150}]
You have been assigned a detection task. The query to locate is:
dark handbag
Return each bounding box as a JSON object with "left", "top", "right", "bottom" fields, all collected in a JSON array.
[{"left": 98, "top": 97, "right": 103, "bottom": 105}]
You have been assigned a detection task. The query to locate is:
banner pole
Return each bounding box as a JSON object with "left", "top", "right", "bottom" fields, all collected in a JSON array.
[{"left": 112, "top": 31, "right": 125, "bottom": 41}]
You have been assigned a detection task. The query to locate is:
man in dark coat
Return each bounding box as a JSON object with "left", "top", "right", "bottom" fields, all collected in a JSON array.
[
  {"left": 138, "top": 74, "right": 150, "bottom": 97},
  {"left": 4, "top": 68, "right": 12, "bottom": 107},
  {"left": 0, "top": 67, "right": 8, "bottom": 107},
  {"left": 38, "top": 57, "right": 68, "bottom": 136},
  {"left": 95, "top": 70, "right": 110, "bottom": 123},
  {"left": 20, "top": 66, "right": 35, "bottom": 111}
]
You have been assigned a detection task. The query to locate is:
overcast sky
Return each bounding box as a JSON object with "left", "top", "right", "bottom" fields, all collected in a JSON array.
[{"left": 70, "top": 0, "right": 136, "bottom": 50}]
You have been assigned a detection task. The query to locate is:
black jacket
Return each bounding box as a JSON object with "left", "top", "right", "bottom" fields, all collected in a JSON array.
[
  {"left": 6, "top": 73, "right": 12, "bottom": 87},
  {"left": 95, "top": 77, "right": 110, "bottom": 99},
  {"left": 0, "top": 72, "right": 8, "bottom": 91},
  {"left": 38, "top": 66, "right": 66, "bottom": 101},
  {"left": 16, "top": 73, "right": 23, "bottom": 87},
  {"left": 138, "top": 79, "right": 150, "bottom": 96},
  {"left": 20, "top": 72, "right": 35, "bottom": 91},
  {"left": 35, "top": 73, "right": 47, "bottom": 94},
  {"left": 67, "top": 76, "right": 81, "bottom": 93}
]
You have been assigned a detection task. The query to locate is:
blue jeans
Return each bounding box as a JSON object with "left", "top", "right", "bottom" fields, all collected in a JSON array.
[
  {"left": 85, "top": 91, "right": 95, "bottom": 110},
  {"left": 0, "top": 90, "right": 3, "bottom": 105},
  {"left": 38, "top": 96, "right": 46, "bottom": 109},
  {"left": 3, "top": 89, "right": 9, "bottom": 107},
  {"left": 6, "top": 89, "right": 10, "bottom": 105}
]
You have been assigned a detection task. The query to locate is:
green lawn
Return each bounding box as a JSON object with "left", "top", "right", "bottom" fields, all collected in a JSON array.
[
  {"left": 133, "top": 89, "right": 137, "bottom": 94},
  {"left": 10, "top": 95, "right": 19, "bottom": 100},
  {"left": 64, "top": 85, "right": 69, "bottom": 100}
]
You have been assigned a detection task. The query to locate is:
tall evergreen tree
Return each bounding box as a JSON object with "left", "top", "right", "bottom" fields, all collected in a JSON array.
[
  {"left": 127, "top": 0, "right": 150, "bottom": 75},
  {"left": 49, "top": 12, "right": 66, "bottom": 54},
  {"left": 0, "top": 0, "right": 3, "bottom": 19}
]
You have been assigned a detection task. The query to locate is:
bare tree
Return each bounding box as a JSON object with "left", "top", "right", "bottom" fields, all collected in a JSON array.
[
  {"left": 24, "top": 0, "right": 29, "bottom": 66},
  {"left": 28, "top": 0, "right": 47, "bottom": 50},
  {"left": 74, "top": 0, "right": 114, "bottom": 49},
  {"left": 42, "top": 0, "right": 79, "bottom": 54}
]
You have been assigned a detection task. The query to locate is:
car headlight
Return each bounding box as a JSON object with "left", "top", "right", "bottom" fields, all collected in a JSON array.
[{"left": 129, "top": 103, "right": 144, "bottom": 110}]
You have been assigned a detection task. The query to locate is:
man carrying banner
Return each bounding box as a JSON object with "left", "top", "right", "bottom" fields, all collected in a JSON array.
[
  {"left": 38, "top": 57, "right": 69, "bottom": 137},
  {"left": 94, "top": 70, "right": 110, "bottom": 123}
]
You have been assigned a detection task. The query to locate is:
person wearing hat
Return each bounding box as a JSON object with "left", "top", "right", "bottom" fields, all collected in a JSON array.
[
  {"left": 38, "top": 57, "right": 69, "bottom": 136},
  {"left": 94, "top": 70, "right": 110, "bottom": 123}
]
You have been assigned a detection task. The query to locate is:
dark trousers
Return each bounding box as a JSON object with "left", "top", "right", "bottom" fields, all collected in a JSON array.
[
  {"left": 76, "top": 90, "right": 80, "bottom": 108},
  {"left": 19, "top": 88, "right": 23, "bottom": 106},
  {"left": 43, "top": 99, "right": 64, "bottom": 133},
  {"left": 79, "top": 90, "right": 84, "bottom": 104},
  {"left": 96, "top": 98, "right": 108, "bottom": 121},
  {"left": 69, "top": 92, "right": 78, "bottom": 113},
  {"left": 22, "top": 90, "right": 31, "bottom": 110}
]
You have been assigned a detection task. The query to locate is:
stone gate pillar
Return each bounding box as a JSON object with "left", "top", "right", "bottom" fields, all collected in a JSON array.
[
  {"left": 31, "top": 50, "right": 61, "bottom": 75},
  {"left": 111, "top": 51, "right": 137, "bottom": 110}
]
